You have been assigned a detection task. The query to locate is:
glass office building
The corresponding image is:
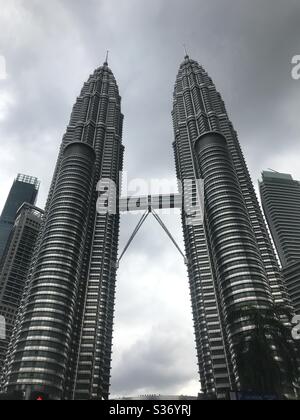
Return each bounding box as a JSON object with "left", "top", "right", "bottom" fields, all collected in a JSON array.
[
  {"left": 0, "top": 204, "right": 43, "bottom": 384},
  {"left": 0, "top": 175, "right": 39, "bottom": 262},
  {"left": 260, "top": 171, "right": 300, "bottom": 313}
]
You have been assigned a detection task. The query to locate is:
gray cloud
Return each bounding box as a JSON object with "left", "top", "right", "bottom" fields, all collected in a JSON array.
[
  {"left": 0, "top": 0, "right": 300, "bottom": 397},
  {"left": 111, "top": 325, "right": 198, "bottom": 396}
]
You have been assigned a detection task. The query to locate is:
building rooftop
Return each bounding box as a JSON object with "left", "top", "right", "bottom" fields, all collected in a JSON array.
[
  {"left": 261, "top": 171, "right": 294, "bottom": 182},
  {"left": 16, "top": 174, "right": 40, "bottom": 190}
]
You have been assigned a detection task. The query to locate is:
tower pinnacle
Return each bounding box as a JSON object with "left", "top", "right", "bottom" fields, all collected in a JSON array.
[
  {"left": 104, "top": 50, "right": 109, "bottom": 66},
  {"left": 183, "top": 44, "right": 189, "bottom": 59}
]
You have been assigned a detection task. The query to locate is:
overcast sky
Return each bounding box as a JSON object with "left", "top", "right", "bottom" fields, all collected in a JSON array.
[{"left": 0, "top": 0, "right": 300, "bottom": 397}]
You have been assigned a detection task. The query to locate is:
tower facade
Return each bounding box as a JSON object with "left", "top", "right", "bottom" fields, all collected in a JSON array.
[
  {"left": 260, "top": 171, "right": 300, "bottom": 313},
  {"left": 172, "top": 56, "right": 288, "bottom": 398},
  {"left": 259, "top": 171, "right": 300, "bottom": 267},
  {"left": 0, "top": 175, "right": 39, "bottom": 262},
  {"left": 3, "top": 62, "right": 124, "bottom": 400},
  {"left": 0, "top": 204, "right": 43, "bottom": 380}
]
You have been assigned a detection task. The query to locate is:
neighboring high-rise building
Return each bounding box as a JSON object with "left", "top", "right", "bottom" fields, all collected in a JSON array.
[
  {"left": 172, "top": 56, "right": 288, "bottom": 398},
  {"left": 259, "top": 171, "right": 300, "bottom": 266},
  {"left": 0, "top": 203, "right": 44, "bottom": 381},
  {"left": 260, "top": 171, "right": 300, "bottom": 313},
  {"left": 0, "top": 175, "right": 39, "bottom": 262},
  {"left": 3, "top": 60, "right": 124, "bottom": 400}
]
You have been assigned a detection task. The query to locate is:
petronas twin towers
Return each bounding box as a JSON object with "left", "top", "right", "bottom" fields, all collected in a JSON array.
[{"left": 1, "top": 55, "right": 289, "bottom": 400}]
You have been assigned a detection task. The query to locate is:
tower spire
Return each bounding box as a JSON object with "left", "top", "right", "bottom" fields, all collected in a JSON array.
[
  {"left": 183, "top": 44, "right": 189, "bottom": 59},
  {"left": 104, "top": 50, "right": 109, "bottom": 65}
]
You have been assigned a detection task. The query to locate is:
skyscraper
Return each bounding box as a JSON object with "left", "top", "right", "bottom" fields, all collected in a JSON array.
[
  {"left": 2, "top": 55, "right": 292, "bottom": 401},
  {"left": 3, "top": 60, "right": 124, "bottom": 400},
  {"left": 0, "top": 203, "right": 44, "bottom": 381},
  {"left": 260, "top": 171, "right": 300, "bottom": 266},
  {"left": 0, "top": 175, "right": 39, "bottom": 262},
  {"left": 260, "top": 171, "right": 300, "bottom": 313},
  {"left": 172, "top": 56, "right": 289, "bottom": 397}
]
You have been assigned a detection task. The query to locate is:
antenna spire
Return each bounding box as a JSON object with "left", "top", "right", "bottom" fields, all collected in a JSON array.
[
  {"left": 104, "top": 50, "right": 109, "bottom": 65},
  {"left": 183, "top": 44, "right": 189, "bottom": 58}
]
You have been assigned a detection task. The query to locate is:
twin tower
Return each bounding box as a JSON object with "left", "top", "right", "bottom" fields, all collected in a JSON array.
[{"left": 2, "top": 56, "right": 288, "bottom": 400}]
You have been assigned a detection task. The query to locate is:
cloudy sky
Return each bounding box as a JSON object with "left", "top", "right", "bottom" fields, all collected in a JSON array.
[{"left": 0, "top": 0, "right": 300, "bottom": 397}]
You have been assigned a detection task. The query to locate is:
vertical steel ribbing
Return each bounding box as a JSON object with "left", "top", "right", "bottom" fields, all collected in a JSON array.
[{"left": 6, "top": 143, "right": 96, "bottom": 399}]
